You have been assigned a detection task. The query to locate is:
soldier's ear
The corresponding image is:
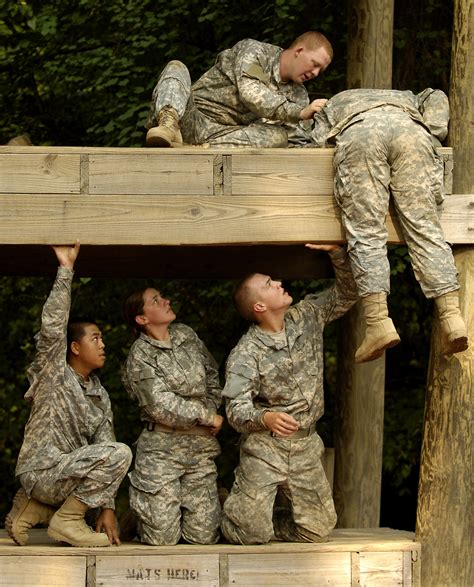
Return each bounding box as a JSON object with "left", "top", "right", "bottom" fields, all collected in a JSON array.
[
  {"left": 135, "top": 315, "right": 148, "bottom": 327},
  {"left": 70, "top": 340, "right": 81, "bottom": 356},
  {"left": 254, "top": 301, "right": 266, "bottom": 314}
]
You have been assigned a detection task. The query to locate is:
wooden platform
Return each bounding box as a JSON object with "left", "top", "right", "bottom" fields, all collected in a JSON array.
[
  {"left": 0, "top": 528, "right": 420, "bottom": 586},
  {"left": 0, "top": 145, "right": 471, "bottom": 277}
]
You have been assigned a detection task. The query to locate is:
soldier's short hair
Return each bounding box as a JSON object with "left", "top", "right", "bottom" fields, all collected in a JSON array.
[
  {"left": 289, "top": 31, "right": 333, "bottom": 59},
  {"left": 233, "top": 273, "right": 259, "bottom": 322},
  {"left": 67, "top": 320, "right": 98, "bottom": 350},
  {"left": 123, "top": 288, "right": 148, "bottom": 336}
]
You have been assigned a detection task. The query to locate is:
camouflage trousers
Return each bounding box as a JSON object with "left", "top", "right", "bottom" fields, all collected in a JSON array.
[
  {"left": 129, "top": 429, "right": 221, "bottom": 545},
  {"left": 19, "top": 442, "right": 132, "bottom": 510},
  {"left": 333, "top": 107, "right": 458, "bottom": 298},
  {"left": 146, "top": 60, "right": 288, "bottom": 147},
  {"left": 221, "top": 431, "right": 336, "bottom": 544}
]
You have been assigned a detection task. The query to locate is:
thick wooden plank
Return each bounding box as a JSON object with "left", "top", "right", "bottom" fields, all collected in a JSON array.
[
  {"left": 227, "top": 552, "right": 351, "bottom": 586},
  {"left": 88, "top": 153, "right": 214, "bottom": 195},
  {"left": 0, "top": 193, "right": 471, "bottom": 246},
  {"left": 1, "top": 555, "right": 86, "bottom": 586},
  {"left": 95, "top": 554, "right": 219, "bottom": 587},
  {"left": 0, "top": 154, "right": 81, "bottom": 194},
  {"left": 231, "top": 151, "right": 334, "bottom": 195},
  {"left": 0, "top": 528, "right": 421, "bottom": 556}
]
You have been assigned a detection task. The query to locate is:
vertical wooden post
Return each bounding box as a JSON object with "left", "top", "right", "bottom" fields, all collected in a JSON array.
[
  {"left": 334, "top": 304, "right": 385, "bottom": 527},
  {"left": 347, "top": 0, "right": 394, "bottom": 88},
  {"left": 334, "top": 0, "right": 395, "bottom": 528},
  {"left": 416, "top": 2, "right": 473, "bottom": 584},
  {"left": 416, "top": 247, "right": 473, "bottom": 586}
]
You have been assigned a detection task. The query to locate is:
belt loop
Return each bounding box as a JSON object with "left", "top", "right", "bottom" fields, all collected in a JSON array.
[{"left": 146, "top": 421, "right": 155, "bottom": 432}]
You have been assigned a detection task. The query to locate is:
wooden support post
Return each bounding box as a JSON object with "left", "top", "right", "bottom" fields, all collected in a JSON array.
[
  {"left": 416, "top": 2, "right": 474, "bottom": 584},
  {"left": 347, "top": 0, "right": 394, "bottom": 88},
  {"left": 334, "top": 303, "right": 385, "bottom": 527},
  {"left": 416, "top": 246, "right": 473, "bottom": 586}
]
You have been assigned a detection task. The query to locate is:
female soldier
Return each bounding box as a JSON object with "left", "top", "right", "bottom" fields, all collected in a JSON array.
[{"left": 122, "top": 287, "right": 223, "bottom": 545}]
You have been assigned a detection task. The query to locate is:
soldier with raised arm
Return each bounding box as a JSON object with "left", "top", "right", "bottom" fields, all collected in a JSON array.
[
  {"left": 6, "top": 242, "right": 132, "bottom": 547},
  {"left": 221, "top": 245, "right": 358, "bottom": 544}
]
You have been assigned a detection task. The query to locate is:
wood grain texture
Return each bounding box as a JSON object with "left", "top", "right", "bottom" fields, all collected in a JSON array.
[
  {"left": 0, "top": 528, "right": 420, "bottom": 556},
  {"left": 95, "top": 554, "right": 219, "bottom": 587},
  {"left": 230, "top": 151, "right": 334, "bottom": 195},
  {"left": 0, "top": 193, "right": 471, "bottom": 246},
  {"left": 347, "top": 0, "right": 394, "bottom": 89},
  {"left": 334, "top": 303, "right": 385, "bottom": 528},
  {"left": 449, "top": 0, "right": 474, "bottom": 194},
  {"left": 88, "top": 153, "right": 214, "bottom": 195},
  {"left": 0, "top": 153, "right": 81, "bottom": 193},
  {"left": 416, "top": 246, "right": 473, "bottom": 587},
  {"left": 1, "top": 556, "right": 86, "bottom": 586}
]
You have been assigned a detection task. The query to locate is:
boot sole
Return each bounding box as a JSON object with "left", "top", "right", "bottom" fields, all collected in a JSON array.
[
  {"left": 447, "top": 336, "right": 468, "bottom": 355},
  {"left": 355, "top": 335, "right": 401, "bottom": 364},
  {"left": 5, "top": 489, "right": 29, "bottom": 546},
  {"left": 47, "top": 525, "right": 110, "bottom": 547},
  {"left": 146, "top": 135, "right": 172, "bottom": 148}
]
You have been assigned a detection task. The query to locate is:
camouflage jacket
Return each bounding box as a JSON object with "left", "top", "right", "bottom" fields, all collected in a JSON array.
[
  {"left": 192, "top": 38, "right": 309, "bottom": 127},
  {"left": 122, "top": 325, "right": 222, "bottom": 429},
  {"left": 310, "top": 88, "right": 450, "bottom": 146},
  {"left": 223, "top": 249, "right": 358, "bottom": 433},
  {"left": 16, "top": 269, "right": 116, "bottom": 487}
]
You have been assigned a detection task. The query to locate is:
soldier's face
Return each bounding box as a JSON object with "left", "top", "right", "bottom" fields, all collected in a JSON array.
[
  {"left": 140, "top": 287, "right": 176, "bottom": 328},
  {"left": 250, "top": 273, "right": 293, "bottom": 312},
  {"left": 289, "top": 46, "right": 332, "bottom": 83},
  {"left": 74, "top": 324, "right": 106, "bottom": 371}
]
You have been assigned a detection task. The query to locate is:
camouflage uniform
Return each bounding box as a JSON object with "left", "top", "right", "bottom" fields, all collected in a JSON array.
[
  {"left": 146, "top": 39, "right": 312, "bottom": 147},
  {"left": 122, "top": 325, "right": 222, "bottom": 545},
  {"left": 310, "top": 88, "right": 458, "bottom": 298},
  {"left": 221, "top": 249, "right": 358, "bottom": 544},
  {"left": 15, "top": 267, "right": 132, "bottom": 510}
]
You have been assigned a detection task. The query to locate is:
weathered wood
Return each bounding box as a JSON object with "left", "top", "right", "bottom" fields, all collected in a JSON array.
[
  {"left": 347, "top": 0, "right": 395, "bottom": 88},
  {"left": 95, "top": 554, "right": 220, "bottom": 587},
  {"left": 449, "top": 0, "right": 474, "bottom": 195},
  {"left": 0, "top": 153, "right": 81, "bottom": 193},
  {"left": 0, "top": 529, "right": 421, "bottom": 587},
  {"left": 416, "top": 246, "right": 473, "bottom": 587},
  {"left": 334, "top": 303, "right": 385, "bottom": 528},
  {"left": 230, "top": 151, "right": 334, "bottom": 195},
  {"left": 227, "top": 552, "right": 351, "bottom": 586},
  {"left": 1, "top": 555, "right": 86, "bottom": 586},
  {"left": 0, "top": 193, "right": 471, "bottom": 246},
  {"left": 0, "top": 527, "right": 421, "bottom": 554},
  {"left": 88, "top": 153, "right": 214, "bottom": 195}
]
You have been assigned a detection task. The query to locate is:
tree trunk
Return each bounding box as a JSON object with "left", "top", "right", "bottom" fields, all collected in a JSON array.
[{"left": 347, "top": 0, "right": 394, "bottom": 88}]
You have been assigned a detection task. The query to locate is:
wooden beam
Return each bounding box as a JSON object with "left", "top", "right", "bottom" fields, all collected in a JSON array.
[{"left": 0, "top": 193, "right": 471, "bottom": 246}]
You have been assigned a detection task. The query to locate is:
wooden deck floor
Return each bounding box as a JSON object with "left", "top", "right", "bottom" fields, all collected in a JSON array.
[{"left": 0, "top": 527, "right": 420, "bottom": 586}]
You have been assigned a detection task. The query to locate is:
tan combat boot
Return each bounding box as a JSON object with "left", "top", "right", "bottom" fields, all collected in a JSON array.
[
  {"left": 434, "top": 291, "right": 469, "bottom": 354},
  {"left": 355, "top": 293, "right": 401, "bottom": 363},
  {"left": 146, "top": 106, "right": 183, "bottom": 147},
  {"left": 47, "top": 495, "right": 110, "bottom": 547},
  {"left": 5, "top": 488, "right": 56, "bottom": 545}
]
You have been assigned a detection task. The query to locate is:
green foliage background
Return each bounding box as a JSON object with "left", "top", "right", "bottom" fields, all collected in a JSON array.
[{"left": 0, "top": 0, "right": 453, "bottom": 530}]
